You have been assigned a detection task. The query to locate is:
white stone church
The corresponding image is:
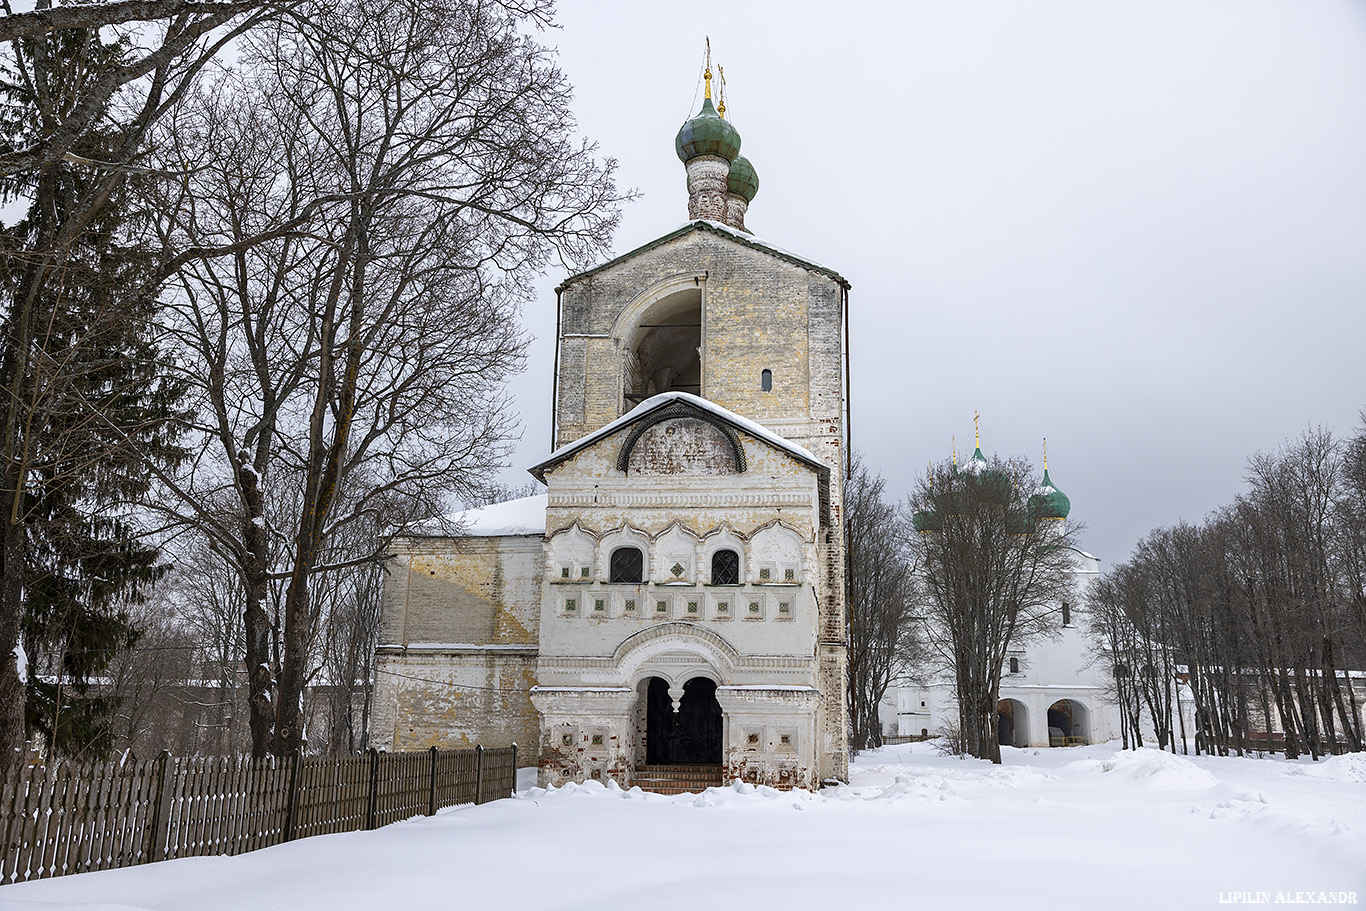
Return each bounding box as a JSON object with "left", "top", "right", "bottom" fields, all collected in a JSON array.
[
  {"left": 892, "top": 444, "right": 1124, "bottom": 748},
  {"left": 371, "top": 71, "right": 850, "bottom": 790}
]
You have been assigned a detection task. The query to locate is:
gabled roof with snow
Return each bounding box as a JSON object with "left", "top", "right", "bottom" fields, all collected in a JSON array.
[
  {"left": 529, "top": 392, "right": 832, "bottom": 524},
  {"left": 411, "top": 493, "right": 547, "bottom": 538},
  {"left": 555, "top": 220, "right": 850, "bottom": 293}
]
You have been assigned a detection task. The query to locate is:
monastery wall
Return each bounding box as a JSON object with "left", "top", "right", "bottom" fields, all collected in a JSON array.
[{"left": 371, "top": 535, "right": 543, "bottom": 752}]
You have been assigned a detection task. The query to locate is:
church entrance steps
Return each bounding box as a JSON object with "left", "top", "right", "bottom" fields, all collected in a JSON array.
[{"left": 632, "top": 764, "right": 724, "bottom": 795}]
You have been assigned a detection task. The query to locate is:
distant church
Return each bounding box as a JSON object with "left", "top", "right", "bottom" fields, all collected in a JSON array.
[
  {"left": 371, "top": 65, "right": 850, "bottom": 790},
  {"left": 895, "top": 436, "right": 1120, "bottom": 749}
]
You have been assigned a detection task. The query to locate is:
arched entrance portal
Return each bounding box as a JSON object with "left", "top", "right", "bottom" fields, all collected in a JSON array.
[
  {"left": 1047, "top": 699, "right": 1090, "bottom": 747},
  {"left": 646, "top": 676, "right": 722, "bottom": 765},
  {"left": 997, "top": 698, "right": 1030, "bottom": 748}
]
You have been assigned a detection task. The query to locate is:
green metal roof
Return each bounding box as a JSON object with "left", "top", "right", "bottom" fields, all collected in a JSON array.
[
  {"left": 1028, "top": 468, "right": 1072, "bottom": 520},
  {"left": 727, "top": 154, "right": 759, "bottom": 201}
]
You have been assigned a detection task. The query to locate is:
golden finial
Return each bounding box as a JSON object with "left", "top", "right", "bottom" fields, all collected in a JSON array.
[
  {"left": 974, "top": 410, "right": 980, "bottom": 449},
  {"left": 952, "top": 435, "right": 957, "bottom": 468},
  {"left": 704, "top": 38, "right": 713, "bottom": 99},
  {"left": 717, "top": 65, "right": 727, "bottom": 118},
  {"left": 1043, "top": 437, "right": 1048, "bottom": 471}
]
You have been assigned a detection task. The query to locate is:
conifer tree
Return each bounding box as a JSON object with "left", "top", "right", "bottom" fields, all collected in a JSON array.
[{"left": 0, "top": 28, "right": 186, "bottom": 762}]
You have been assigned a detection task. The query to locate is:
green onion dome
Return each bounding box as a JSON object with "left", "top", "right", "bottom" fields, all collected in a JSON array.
[
  {"left": 1028, "top": 468, "right": 1071, "bottom": 520},
  {"left": 675, "top": 95, "right": 741, "bottom": 163},
  {"left": 727, "top": 154, "right": 759, "bottom": 201},
  {"left": 963, "top": 446, "right": 1011, "bottom": 503},
  {"left": 962, "top": 446, "right": 990, "bottom": 476},
  {"left": 912, "top": 509, "right": 942, "bottom": 534}
]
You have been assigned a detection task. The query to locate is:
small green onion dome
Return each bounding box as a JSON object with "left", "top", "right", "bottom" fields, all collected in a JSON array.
[
  {"left": 727, "top": 154, "right": 759, "bottom": 201},
  {"left": 675, "top": 95, "right": 741, "bottom": 163},
  {"left": 1028, "top": 468, "right": 1071, "bottom": 520}
]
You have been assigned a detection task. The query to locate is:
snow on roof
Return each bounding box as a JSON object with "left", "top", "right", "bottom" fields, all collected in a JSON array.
[
  {"left": 530, "top": 391, "right": 825, "bottom": 480},
  {"left": 556, "top": 220, "right": 850, "bottom": 292},
  {"left": 411, "top": 493, "right": 547, "bottom": 538}
]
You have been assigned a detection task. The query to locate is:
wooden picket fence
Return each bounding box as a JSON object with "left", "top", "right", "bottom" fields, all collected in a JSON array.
[{"left": 0, "top": 744, "right": 516, "bottom": 885}]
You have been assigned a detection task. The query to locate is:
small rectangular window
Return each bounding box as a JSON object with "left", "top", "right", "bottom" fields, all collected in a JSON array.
[{"left": 1061, "top": 602, "right": 1072, "bottom": 627}]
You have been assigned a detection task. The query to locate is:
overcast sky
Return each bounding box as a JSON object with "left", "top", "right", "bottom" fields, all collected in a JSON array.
[{"left": 499, "top": 0, "right": 1366, "bottom": 567}]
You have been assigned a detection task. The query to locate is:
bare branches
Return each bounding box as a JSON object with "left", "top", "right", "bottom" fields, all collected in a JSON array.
[
  {"left": 909, "top": 456, "right": 1080, "bottom": 762},
  {"left": 145, "top": 0, "right": 622, "bottom": 756},
  {"left": 845, "top": 453, "right": 920, "bottom": 752},
  {"left": 1097, "top": 426, "right": 1366, "bottom": 759}
]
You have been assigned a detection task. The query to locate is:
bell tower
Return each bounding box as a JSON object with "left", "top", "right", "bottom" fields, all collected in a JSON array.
[{"left": 552, "top": 61, "right": 849, "bottom": 488}]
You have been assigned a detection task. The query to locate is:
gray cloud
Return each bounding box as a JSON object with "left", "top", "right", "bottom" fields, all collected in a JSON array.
[{"left": 500, "top": 0, "right": 1366, "bottom": 566}]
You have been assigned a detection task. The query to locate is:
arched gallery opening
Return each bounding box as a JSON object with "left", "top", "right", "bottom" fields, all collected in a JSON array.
[
  {"left": 997, "top": 698, "right": 1030, "bottom": 748},
  {"left": 1047, "top": 699, "right": 1090, "bottom": 747},
  {"left": 645, "top": 676, "right": 722, "bottom": 765}
]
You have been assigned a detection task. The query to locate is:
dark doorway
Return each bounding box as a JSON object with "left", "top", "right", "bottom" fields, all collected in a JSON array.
[{"left": 646, "top": 676, "right": 722, "bottom": 765}]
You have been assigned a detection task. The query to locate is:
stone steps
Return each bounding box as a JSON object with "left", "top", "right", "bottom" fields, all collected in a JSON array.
[{"left": 632, "top": 764, "right": 724, "bottom": 795}]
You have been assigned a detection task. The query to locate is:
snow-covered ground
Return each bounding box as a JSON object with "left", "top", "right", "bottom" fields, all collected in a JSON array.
[{"left": 3, "top": 741, "right": 1362, "bottom": 911}]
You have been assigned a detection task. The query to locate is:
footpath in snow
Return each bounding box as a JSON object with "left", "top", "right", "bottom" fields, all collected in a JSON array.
[{"left": 1, "top": 741, "right": 1362, "bottom": 911}]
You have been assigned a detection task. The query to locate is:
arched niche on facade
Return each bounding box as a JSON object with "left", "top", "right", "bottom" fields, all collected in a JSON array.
[
  {"left": 749, "top": 521, "right": 807, "bottom": 585},
  {"left": 652, "top": 521, "right": 703, "bottom": 584},
  {"left": 544, "top": 523, "right": 599, "bottom": 583},
  {"left": 616, "top": 403, "right": 746, "bottom": 476},
  {"left": 614, "top": 274, "right": 706, "bottom": 409}
]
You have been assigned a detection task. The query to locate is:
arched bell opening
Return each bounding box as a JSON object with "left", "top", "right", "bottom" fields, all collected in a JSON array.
[
  {"left": 644, "top": 675, "right": 722, "bottom": 765},
  {"left": 623, "top": 288, "right": 701, "bottom": 408}
]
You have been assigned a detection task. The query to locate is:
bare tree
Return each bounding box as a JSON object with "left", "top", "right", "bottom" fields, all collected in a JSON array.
[
  {"left": 909, "top": 455, "right": 1079, "bottom": 763},
  {"left": 845, "top": 453, "right": 920, "bottom": 752},
  {"left": 0, "top": 0, "right": 285, "bottom": 767},
  {"left": 148, "top": 0, "right": 625, "bottom": 757}
]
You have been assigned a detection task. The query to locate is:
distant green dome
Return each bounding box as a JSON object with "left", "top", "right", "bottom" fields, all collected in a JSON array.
[
  {"left": 962, "top": 446, "right": 990, "bottom": 475},
  {"left": 675, "top": 95, "right": 741, "bottom": 163},
  {"left": 1028, "top": 468, "right": 1071, "bottom": 520},
  {"left": 963, "top": 446, "right": 1011, "bottom": 503},
  {"left": 727, "top": 154, "right": 759, "bottom": 201},
  {"left": 912, "top": 509, "right": 942, "bottom": 534}
]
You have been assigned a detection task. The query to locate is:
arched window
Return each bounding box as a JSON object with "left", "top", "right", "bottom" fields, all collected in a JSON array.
[
  {"left": 711, "top": 549, "right": 740, "bottom": 585},
  {"left": 609, "top": 546, "right": 643, "bottom": 583},
  {"left": 760, "top": 369, "right": 773, "bottom": 392}
]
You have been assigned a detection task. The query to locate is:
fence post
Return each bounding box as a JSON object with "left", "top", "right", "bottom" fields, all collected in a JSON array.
[
  {"left": 427, "top": 746, "right": 437, "bottom": 816},
  {"left": 510, "top": 743, "right": 518, "bottom": 797},
  {"left": 366, "top": 749, "right": 379, "bottom": 830},
  {"left": 144, "top": 751, "right": 173, "bottom": 864},
  {"left": 284, "top": 750, "right": 302, "bottom": 842},
  {"left": 474, "top": 745, "right": 484, "bottom": 805}
]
